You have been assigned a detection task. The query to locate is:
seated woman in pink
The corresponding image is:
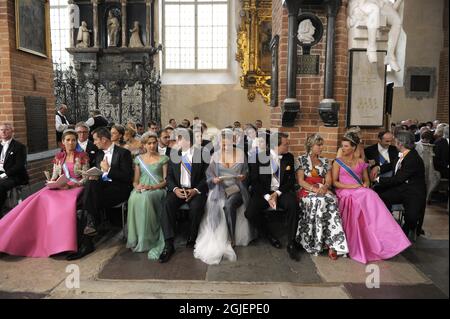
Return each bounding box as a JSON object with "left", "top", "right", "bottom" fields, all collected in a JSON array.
[
  {"left": 332, "top": 131, "right": 410, "bottom": 264},
  {"left": 0, "top": 130, "right": 89, "bottom": 257}
]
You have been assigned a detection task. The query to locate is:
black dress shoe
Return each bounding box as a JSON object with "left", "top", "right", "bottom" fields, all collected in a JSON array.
[
  {"left": 66, "top": 244, "right": 95, "bottom": 261},
  {"left": 402, "top": 224, "right": 417, "bottom": 242},
  {"left": 287, "top": 243, "right": 300, "bottom": 261},
  {"left": 158, "top": 245, "right": 175, "bottom": 263},
  {"left": 186, "top": 235, "right": 196, "bottom": 248},
  {"left": 268, "top": 235, "right": 282, "bottom": 249},
  {"left": 407, "top": 229, "right": 417, "bottom": 243}
]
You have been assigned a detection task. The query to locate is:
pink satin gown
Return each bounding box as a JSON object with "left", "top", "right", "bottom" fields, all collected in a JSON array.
[
  {"left": 0, "top": 163, "right": 83, "bottom": 257},
  {"left": 335, "top": 161, "right": 411, "bottom": 264}
]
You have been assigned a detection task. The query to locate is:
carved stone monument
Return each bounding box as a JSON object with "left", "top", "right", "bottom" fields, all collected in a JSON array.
[
  {"left": 347, "top": 0, "right": 404, "bottom": 72},
  {"left": 129, "top": 21, "right": 144, "bottom": 48},
  {"left": 298, "top": 19, "right": 316, "bottom": 44},
  {"left": 65, "top": 0, "right": 161, "bottom": 127},
  {"left": 76, "top": 21, "right": 91, "bottom": 48},
  {"left": 107, "top": 10, "right": 120, "bottom": 47},
  {"left": 348, "top": 50, "right": 386, "bottom": 127},
  {"left": 297, "top": 13, "right": 323, "bottom": 76}
]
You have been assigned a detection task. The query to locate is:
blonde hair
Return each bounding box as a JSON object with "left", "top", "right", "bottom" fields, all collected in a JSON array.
[
  {"left": 140, "top": 132, "right": 158, "bottom": 145},
  {"left": 125, "top": 126, "right": 137, "bottom": 138},
  {"left": 126, "top": 121, "right": 137, "bottom": 131},
  {"left": 305, "top": 133, "right": 324, "bottom": 153}
]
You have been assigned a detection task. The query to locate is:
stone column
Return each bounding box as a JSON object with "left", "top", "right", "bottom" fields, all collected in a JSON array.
[
  {"left": 146, "top": 0, "right": 153, "bottom": 47},
  {"left": 121, "top": 0, "right": 127, "bottom": 47},
  {"left": 282, "top": 0, "right": 302, "bottom": 127},
  {"left": 68, "top": 0, "right": 75, "bottom": 47},
  {"left": 91, "top": 0, "right": 99, "bottom": 48},
  {"left": 323, "top": 0, "right": 340, "bottom": 99},
  {"left": 318, "top": 0, "right": 341, "bottom": 127}
]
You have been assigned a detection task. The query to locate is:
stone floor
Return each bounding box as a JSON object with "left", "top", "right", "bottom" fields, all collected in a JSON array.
[{"left": 0, "top": 201, "right": 448, "bottom": 299}]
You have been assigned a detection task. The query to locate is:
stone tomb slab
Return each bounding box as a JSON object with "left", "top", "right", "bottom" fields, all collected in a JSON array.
[
  {"left": 401, "top": 239, "right": 449, "bottom": 296},
  {"left": 206, "top": 240, "right": 322, "bottom": 284},
  {"left": 98, "top": 247, "right": 208, "bottom": 281},
  {"left": 99, "top": 239, "right": 323, "bottom": 283},
  {"left": 344, "top": 283, "right": 448, "bottom": 299},
  {"left": 0, "top": 290, "right": 47, "bottom": 299}
]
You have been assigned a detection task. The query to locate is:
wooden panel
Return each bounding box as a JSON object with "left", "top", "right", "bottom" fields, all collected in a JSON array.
[{"left": 24, "top": 96, "right": 48, "bottom": 153}]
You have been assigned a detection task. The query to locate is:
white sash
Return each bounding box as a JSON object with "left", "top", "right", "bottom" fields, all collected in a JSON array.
[{"left": 137, "top": 156, "right": 160, "bottom": 184}]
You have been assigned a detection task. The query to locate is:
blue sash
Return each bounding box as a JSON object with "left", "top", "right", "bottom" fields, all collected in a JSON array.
[
  {"left": 335, "top": 158, "right": 363, "bottom": 185},
  {"left": 270, "top": 158, "right": 280, "bottom": 182},
  {"left": 379, "top": 154, "right": 387, "bottom": 165},
  {"left": 181, "top": 155, "right": 192, "bottom": 176},
  {"left": 62, "top": 163, "right": 80, "bottom": 184},
  {"left": 75, "top": 143, "right": 83, "bottom": 152},
  {"left": 101, "top": 174, "right": 112, "bottom": 182},
  {"left": 137, "top": 156, "right": 160, "bottom": 184}
]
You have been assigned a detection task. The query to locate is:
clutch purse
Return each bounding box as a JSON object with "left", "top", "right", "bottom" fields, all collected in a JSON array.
[{"left": 224, "top": 184, "right": 240, "bottom": 198}]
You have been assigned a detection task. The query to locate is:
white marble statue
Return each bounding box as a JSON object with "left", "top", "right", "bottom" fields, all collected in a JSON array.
[
  {"left": 68, "top": 2, "right": 79, "bottom": 29},
  {"left": 76, "top": 21, "right": 91, "bottom": 48},
  {"left": 129, "top": 21, "right": 144, "bottom": 48},
  {"left": 107, "top": 10, "right": 120, "bottom": 47},
  {"left": 348, "top": 0, "right": 403, "bottom": 72},
  {"left": 298, "top": 19, "right": 315, "bottom": 44}
]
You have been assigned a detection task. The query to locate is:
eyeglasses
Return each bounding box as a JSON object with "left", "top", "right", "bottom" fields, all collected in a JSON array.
[{"left": 76, "top": 131, "right": 89, "bottom": 134}]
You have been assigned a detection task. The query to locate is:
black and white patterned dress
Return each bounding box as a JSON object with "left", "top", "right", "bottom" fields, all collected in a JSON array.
[{"left": 295, "top": 154, "right": 349, "bottom": 256}]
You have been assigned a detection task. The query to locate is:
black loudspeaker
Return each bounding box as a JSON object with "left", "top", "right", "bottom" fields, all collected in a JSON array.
[{"left": 385, "top": 82, "right": 394, "bottom": 115}]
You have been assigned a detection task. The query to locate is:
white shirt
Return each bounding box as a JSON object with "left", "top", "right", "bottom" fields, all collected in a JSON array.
[
  {"left": 377, "top": 143, "right": 390, "bottom": 164},
  {"left": 0, "top": 138, "right": 12, "bottom": 175},
  {"left": 264, "top": 150, "right": 282, "bottom": 201},
  {"left": 101, "top": 143, "right": 115, "bottom": 181},
  {"left": 394, "top": 151, "right": 409, "bottom": 175},
  {"left": 78, "top": 140, "right": 88, "bottom": 152},
  {"left": 158, "top": 145, "right": 167, "bottom": 156},
  {"left": 179, "top": 148, "right": 194, "bottom": 189},
  {"left": 85, "top": 117, "right": 95, "bottom": 127},
  {"left": 103, "top": 143, "right": 115, "bottom": 166},
  {"left": 55, "top": 111, "right": 70, "bottom": 132}
]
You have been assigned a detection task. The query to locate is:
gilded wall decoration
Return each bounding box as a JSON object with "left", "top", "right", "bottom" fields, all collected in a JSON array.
[{"left": 236, "top": 0, "right": 272, "bottom": 104}]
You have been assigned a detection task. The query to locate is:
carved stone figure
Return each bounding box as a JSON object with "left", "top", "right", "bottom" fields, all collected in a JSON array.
[
  {"left": 107, "top": 10, "right": 120, "bottom": 47},
  {"left": 298, "top": 19, "right": 315, "bottom": 44},
  {"left": 76, "top": 21, "right": 91, "bottom": 48},
  {"left": 129, "top": 21, "right": 144, "bottom": 48},
  {"left": 348, "top": 0, "right": 403, "bottom": 72}
]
